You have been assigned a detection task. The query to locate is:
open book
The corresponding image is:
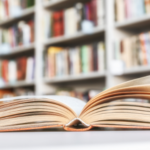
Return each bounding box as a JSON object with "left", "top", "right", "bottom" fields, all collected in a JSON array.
[{"left": 1, "top": 76, "right": 150, "bottom": 132}]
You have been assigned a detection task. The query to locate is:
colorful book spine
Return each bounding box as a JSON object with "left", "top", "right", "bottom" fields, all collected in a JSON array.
[
  {"left": 0, "top": 0, "right": 35, "bottom": 20},
  {"left": 0, "top": 57, "right": 35, "bottom": 84},
  {"left": 45, "top": 42, "right": 105, "bottom": 78},
  {"left": 0, "top": 19, "right": 34, "bottom": 54},
  {"left": 114, "top": 31, "right": 150, "bottom": 69},
  {"left": 115, "top": 0, "right": 147, "bottom": 22},
  {"left": 44, "top": 0, "right": 105, "bottom": 38}
]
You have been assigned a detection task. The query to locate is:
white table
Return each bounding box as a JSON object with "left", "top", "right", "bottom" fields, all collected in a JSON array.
[{"left": 0, "top": 131, "right": 150, "bottom": 150}]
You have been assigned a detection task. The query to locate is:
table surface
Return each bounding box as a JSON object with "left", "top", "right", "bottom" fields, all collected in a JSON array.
[{"left": 0, "top": 130, "right": 150, "bottom": 149}]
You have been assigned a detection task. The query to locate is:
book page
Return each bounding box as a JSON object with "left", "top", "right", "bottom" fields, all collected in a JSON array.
[
  {"left": 0, "top": 95, "right": 86, "bottom": 116},
  {"left": 102, "top": 75, "right": 150, "bottom": 94},
  {"left": 80, "top": 75, "right": 150, "bottom": 115}
]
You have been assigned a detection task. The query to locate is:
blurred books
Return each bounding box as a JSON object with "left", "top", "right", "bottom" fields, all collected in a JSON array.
[
  {"left": 44, "top": 42, "right": 105, "bottom": 78},
  {"left": 0, "top": 56, "right": 35, "bottom": 85},
  {"left": 0, "top": 88, "right": 34, "bottom": 99},
  {"left": 0, "top": 0, "right": 35, "bottom": 20},
  {"left": 114, "top": 31, "right": 150, "bottom": 69},
  {"left": 115, "top": 0, "right": 150, "bottom": 22},
  {"left": 0, "top": 19, "right": 34, "bottom": 54},
  {"left": 44, "top": 0, "right": 105, "bottom": 38}
]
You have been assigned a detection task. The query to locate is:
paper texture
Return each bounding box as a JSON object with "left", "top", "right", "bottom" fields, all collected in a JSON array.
[{"left": 0, "top": 95, "right": 86, "bottom": 116}]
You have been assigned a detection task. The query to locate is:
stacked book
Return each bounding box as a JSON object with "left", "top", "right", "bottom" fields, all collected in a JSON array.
[
  {"left": 114, "top": 31, "right": 150, "bottom": 69},
  {"left": 0, "top": 19, "right": 34, "bottom": 54},
  {"left": 44, "top": 42, "right": 105, "bottom": 78},
  {"left": 0, "top": 56, "right": 35, "bottom": 85},
  {"left": 44, "top": 0, "right": 105, "bottom": 38},
  {"left": 115, "top": 0, "right": 150, "bottom": 22},
  {"left": 0, "top": 0, "right": 35, "bottom": 21}
]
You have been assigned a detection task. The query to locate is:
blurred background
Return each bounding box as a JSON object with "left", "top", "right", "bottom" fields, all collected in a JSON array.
[{"left": 0, "top": 0, "right": 150, "bottom": 102}]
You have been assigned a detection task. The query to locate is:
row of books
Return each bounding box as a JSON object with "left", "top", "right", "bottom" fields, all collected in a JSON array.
[
  {"left": 0, "top": 56, "right": 35, "bottom": 85},
  {"left": 0, "top": 88, "right": 35, "bottom": 99},
  {"left": 0, "top": 19, "right": 34, "bottom": 54},
  {"left": 56, "top": 89, "right": 102, "bottom": 102},
  {"left": 44, "top": 0, "right": 105, "bottom": 38},
  {"left": 115, "top": 0, "right": 150, "bottom": 22},
  {"left": 0, "top": 0, "right": 35, "bottom": 21},
  {"left": 44, "top": 42, "right": 105, "bottom": 78},
  {"left": 114, "top": 31, "right": 150, "bottom": 69}
]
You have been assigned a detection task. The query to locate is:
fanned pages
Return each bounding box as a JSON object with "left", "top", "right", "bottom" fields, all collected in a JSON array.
[{"left": 0, "top": 76, "right": 150, "bottom": 131}]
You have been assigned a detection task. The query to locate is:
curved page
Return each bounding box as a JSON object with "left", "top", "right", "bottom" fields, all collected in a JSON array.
[
  {"left": 82, "top": 76, "right": 150, "bottom": 112},
  {"left": 0, "top": 95, "right": 86, "bottom": 116}
]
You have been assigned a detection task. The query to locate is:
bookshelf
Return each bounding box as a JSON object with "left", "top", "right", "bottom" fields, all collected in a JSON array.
[
  {"left": 0, "top": 0, "right": 149, "bottom": 96},
  {"left": 0, "top": 1, "right": 35, "bottom": 96},
  {"left": 43, "top": 0, "right": 88, "bottom": 10},
  {"left": 0, "top": 80, "right": 35, "bottom": 89},
  {"left": 44, "top": 72, "right": 106, "bottom": 84},
  {"left": 121, "top": 66, "right": 150, "bottom": 76},
  {"left": 0, "top": 43, "right": 34, "bottom": 57},
  {"left": 44, "top": 27, "right": 105, "bottom": 46},
  {"left": 115, "top": 15, "right": 150, "bottom": 30},
  {"left": 0, "top": 7, "right": 35, "bottom": 27}
]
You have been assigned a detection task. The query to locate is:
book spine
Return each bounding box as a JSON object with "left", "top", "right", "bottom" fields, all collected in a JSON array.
[
  {"left": 93, "top": 43, "right": 98, "bottom": 71},
  {"left": 75, "top": 3, "right": 84, "bottom": 31},
  {"left": 91, "top": 0, "right": 97, "bottom": 26},
  {"left": 53, "top": 11, "right": 64, "bottom": 37},
  {"left": 98, "top": 42, "right": 105, "bottom": 72},
  {"left": 136, "top": 0, "right": 145, "bottom": 16},
  {"left": 81, "top": 45, "right": 89, "bottom": 73},
  {"left": 26, "top": 57, "right": 34, "bottom": 81},
  {"left": 17, "top": 57, "right": 27, "bottom": 80},
  {"left": 139, "top": 33, "right": 148, "bottom": 65},
  {"left": 97, "top": 0, "right": 105, "bottom": 25},
  {"left": 144, "top": 0, "right": 150, "bottom": 13},
  {"left": 4, "top": 0, "right": 9, "bottom": 17},
  {"left": 143, "top": 33, "right": 150, "bottom": 65},
  {"left": 2, "top": 60, "right": 8, "bottom": 83},
  {"left": 8, "top": 60, "right": 17, "bottom": 83}
]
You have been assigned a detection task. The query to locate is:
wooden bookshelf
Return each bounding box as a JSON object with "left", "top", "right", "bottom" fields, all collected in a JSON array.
[
  {"left": 0, "top": 80, "right": 35, "bottom": 89},
  {"left": 44, "top": 72, "right": 106, "bottom": 83},
  {"left": 0, "top": 7, "right": 35, "bottom": 27},
  {"left": 0, "top": 43, "right": 34, "bottom": 58}
]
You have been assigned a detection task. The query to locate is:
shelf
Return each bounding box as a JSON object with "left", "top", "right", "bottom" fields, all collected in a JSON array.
[
  {"left": 118, "top": 66, "right": 150, "bottom": 76},
  {"left": 0, "top": 7, "right": 35, "bottom": 27},
  {"left": 43, "top": 0, "right": 88, "bottom": 10},
  {"left": 44, "top": 72, "right": 106, "bottom": 84},
  {"left": 0, "top": 81, "right": 35, "bottom": 89},
  {"left": 115, "top": 15, "right": 150, "bottom": 30},
  {"left": 44, "top": 27, "right": 105, "bottom": 47},
  {"left": 0, "top": 43, "right": 35, "bottom": 58}
]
